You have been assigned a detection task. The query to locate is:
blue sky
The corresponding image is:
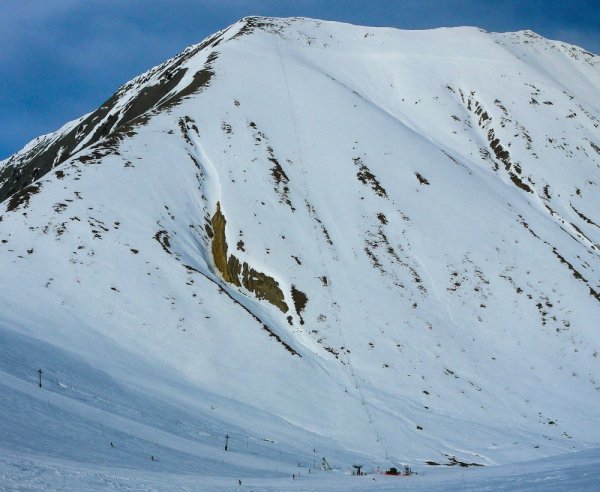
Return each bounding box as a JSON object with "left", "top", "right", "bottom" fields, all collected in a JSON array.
[{"left": 1, "top": 0, "right": 598, "bottom": 159}]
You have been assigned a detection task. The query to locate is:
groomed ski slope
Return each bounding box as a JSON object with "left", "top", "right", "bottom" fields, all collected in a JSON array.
[
  {"left": 2, "top": 441, "right": 600, "bottom": 490},
  {"left": 0, "top": 16, "right": 599, "bottom": 489}
]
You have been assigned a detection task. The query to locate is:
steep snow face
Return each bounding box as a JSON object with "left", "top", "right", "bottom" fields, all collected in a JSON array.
[{"left": 1, "top": 16, "right": 599, "bottom": 476}]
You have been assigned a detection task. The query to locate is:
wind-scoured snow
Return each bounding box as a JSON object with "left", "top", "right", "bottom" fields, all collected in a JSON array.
[{"left": 0, "top": 16, "right": 599, "bottom": 489}]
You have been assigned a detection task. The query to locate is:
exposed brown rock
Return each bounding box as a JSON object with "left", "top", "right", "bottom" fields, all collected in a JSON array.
[{"left": 211, "top": 202, "right": 289, "bottom": 312}]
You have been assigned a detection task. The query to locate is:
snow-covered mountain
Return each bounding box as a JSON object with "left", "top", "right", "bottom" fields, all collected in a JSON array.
[{"left": 1, "top": 16, "right": 599, "bottom": 485}]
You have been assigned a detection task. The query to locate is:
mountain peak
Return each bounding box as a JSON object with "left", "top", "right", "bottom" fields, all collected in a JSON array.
[{"left": 1, "top": 18, "right": 599, "bottom": 478}]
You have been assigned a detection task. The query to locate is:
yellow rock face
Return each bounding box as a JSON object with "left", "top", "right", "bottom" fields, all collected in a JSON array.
[{"left": 210, "top": 202, "right": 289, "bottom": 313}]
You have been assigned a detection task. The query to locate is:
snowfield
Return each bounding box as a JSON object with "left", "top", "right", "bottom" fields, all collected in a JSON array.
[
  {"left": 0, "top": 16, "right": 599, "bottom": 490},
  {"left": 1, "top": 444, "right": 600, "bottom": 490}
]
